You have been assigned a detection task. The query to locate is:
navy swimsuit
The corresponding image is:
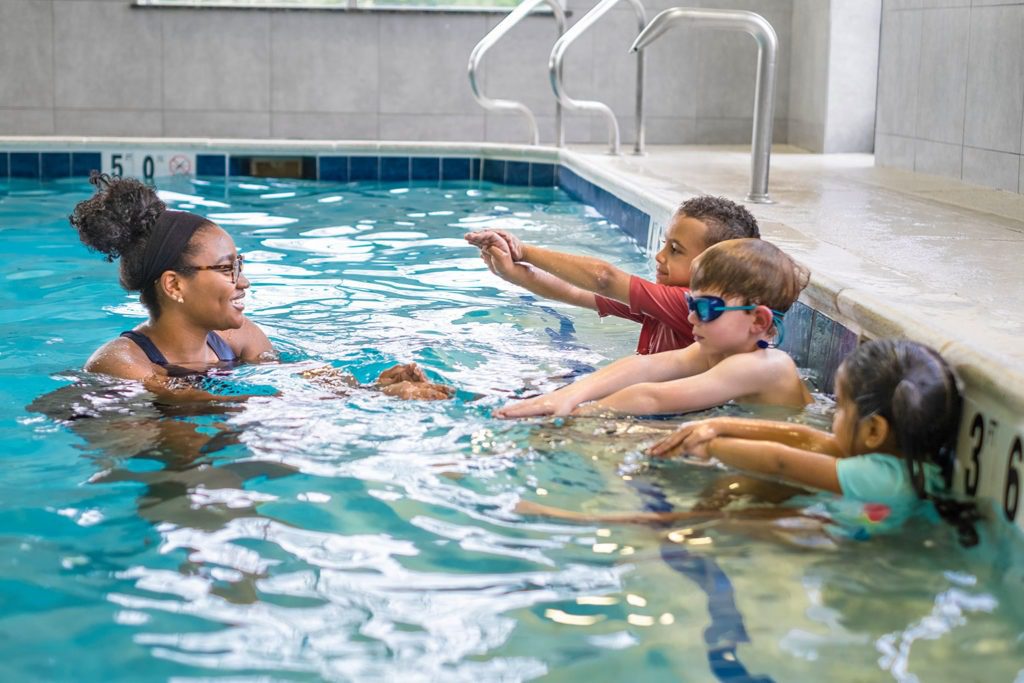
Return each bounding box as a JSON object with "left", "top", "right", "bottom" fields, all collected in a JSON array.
[{"left": 121, "top": 330, "right": 237, "bottom": 377}]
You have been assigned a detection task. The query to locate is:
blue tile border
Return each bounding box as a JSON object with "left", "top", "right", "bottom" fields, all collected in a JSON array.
[
  {"left": 441, "top": 157, "right": 470, "bottom": 181},
  {"left": 196, "top": 154, "right": 226, "bottom": 177},
  {"left": 41, "top": 152, "right": 71, "bottom": 179},
  {"left": 0, "top": 152, "right": 8, "bottom": 180},
  {"left": 349, "top": 156, "right": 379, "bottom": 181},
  {"left": 412, "top": 157, "right": 440, "bottom": 181},
  {"left": 10, "top": 152, "right": 40, "bottom": 179},
  {"left": 557, "top": 165, "right": 652, "bottom": 248},
  {"left": 380, "top": 156, "right": 410, "bottom": 182},
  {"left": 71, "top": 152, "right": 101, "bottom": 178},
  {"left": 319, "top": 156, "right": 349, "bottom": 182}
]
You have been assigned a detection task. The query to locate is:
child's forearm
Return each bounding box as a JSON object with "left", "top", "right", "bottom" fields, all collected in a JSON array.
[
  {"left": 521, "top": 245, "right": 631, "bottom": 304},
  {"left": 707, "top": 437, "right": 842, "bottom": 493},
  {"left": 587, "top": 382, "right": 703, "bottom": 416},
  {"left": 565, "top": 356, "right": 681, "bottom": 406},
  {"left": 707, "top": 418, "right": 841, "bottom": 455},
  {"left": 507, "top": 264, "right": 598, "bottom": 310}
]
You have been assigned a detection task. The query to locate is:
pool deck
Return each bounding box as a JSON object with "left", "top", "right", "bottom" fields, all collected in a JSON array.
[{"left": 563, "top": 144, "right": 1024, "bottom": 413}]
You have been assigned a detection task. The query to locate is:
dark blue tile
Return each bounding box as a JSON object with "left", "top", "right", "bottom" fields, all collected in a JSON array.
[
  {"left": 530, "top": 163, "right": 555, "bottom": 186},
  {"left": 10, "top": 152, "right": 39, "bottom": 179},
  {"left": 380, "top": 156, "right": 409, "bottom": 182},
  {"left": 441, "top": 157, "right": 470, "bottom": 181},
  {"left": 196, "top": 154, "right": 226, "bottom": 177},
  {"left": 411, "top": 157, "right": 440, "bottom": 181},
  {"left": 506, "top": 161, "right": 530, "bottom": 186},
  {"left": 0, "top": 152, "right": 8, "bottom": 179},
  {"left": 557, "top": 166, "right": 583, "bottom": 201},
  {"left": 319, "top": 156, "right": 348, "bottom": 182},
  {"left": 228, "top": 156, "right": 249, "bottom": 177},
  {"left": 778, "top": 300, "right": 812, "bottom": 366},
  {"left": 71, "top": 152, "right": 101, "bottom": 177},
  {"left": 483, "top": 159, "right": 505, "bottom": 184},
  {"left": 349, "top": 156, "right": 379, "bottom": 181},
  {"left": 471, "top": 158, "right": 482, "bottom": 181},
  {"left": 41, "top": 152, "right": 71, "bottom": 179}
]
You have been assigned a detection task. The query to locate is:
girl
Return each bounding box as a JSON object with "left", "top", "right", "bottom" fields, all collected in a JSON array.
[{"left": 519, "top": 339, "right": 979, "bottom": 545}]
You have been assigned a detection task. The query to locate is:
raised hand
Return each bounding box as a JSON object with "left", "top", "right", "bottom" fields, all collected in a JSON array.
[{"left": 464, "top": 229, "right": 524, "bottom": 262}]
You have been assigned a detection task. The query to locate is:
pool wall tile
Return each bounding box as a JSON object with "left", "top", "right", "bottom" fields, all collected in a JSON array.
[
  {"left": 558, "top": 166, "right": 651, "bottom": 247},
  {"left": 10, "top": 152, "right": 40, "bottom": 179},
  {"left": 530, "top": 163, "right": 555, "bottom": 187},
  {"left": 41, "top": 152, "right": 71, "bottom": 179},
  {"left": 196, "top": 154, "right": 226, "bottom": 177},
  {"left": 228, "top": 156, "right": 248, "bottom": 176},
  {"left": 301, "top": 156, "right": 317, "bottom": 180},
  {"left": 0, "top": 153, "right": 8, "bottom": 180},
  {"left": 441, "top": 157, "right": 470, "bottom": 181},
  {"left": 71, "top": 152, "right": 101, "bottom": 177},
  {"left": 412, "top": 157, "right": 440, "bottom": 181},
  {"left": 779, "top": 301, "right": 813, "bottom": 368},
  {"left": 380, "top": 156, "right": 410, "bottom": 182},
  {"left": 350, "top": 156, "right": 379, "bottom": 181},
  {"left": 471, "top": 158, "right": 482, "bottom": 181},
  {"left": 506, "top": 161, "right": 530, "bottom": 186},
  {"left": 319, "top": 156, "right": 349, "bottom": 182},
  {"left": 483, "top": 159, "right": 506, "bottom": 184}
]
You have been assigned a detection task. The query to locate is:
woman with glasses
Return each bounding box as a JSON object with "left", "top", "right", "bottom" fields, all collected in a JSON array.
[{"left": 70, "top": 172, "right": 450, "bottom": 401}]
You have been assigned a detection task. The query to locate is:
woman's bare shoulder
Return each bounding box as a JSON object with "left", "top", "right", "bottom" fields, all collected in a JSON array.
[{"left": 84, "top": 335, "right": 155, "bottom": 380}]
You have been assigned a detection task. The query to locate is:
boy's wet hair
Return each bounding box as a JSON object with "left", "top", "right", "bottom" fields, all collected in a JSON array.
[
  {"left": 839, "top": 339, "right": 980, "bottom": 546},
  {"left": 676, "top": 195, "right": 760, "bottom": 246},
  {"left": 689, "top": 238, "right": 809, "bottom": 313}
]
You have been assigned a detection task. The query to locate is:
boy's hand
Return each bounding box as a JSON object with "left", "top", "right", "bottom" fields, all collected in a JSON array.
[
  {"left": 494, "top": 391, "right": 578, "bottom": 418},
  {"left": 465, "top": 230, "right": 525, "bottom": 261},
  {"left": 647, "top": 420, "right": 719, "bottom": 459}
]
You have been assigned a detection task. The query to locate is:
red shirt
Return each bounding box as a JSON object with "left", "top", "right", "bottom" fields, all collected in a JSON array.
[{"left": 595, "top": 276, "right": 694, "bottom": 355}]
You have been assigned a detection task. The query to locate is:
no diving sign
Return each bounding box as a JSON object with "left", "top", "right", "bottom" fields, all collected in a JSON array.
[{"left": 102, "top": 151, "right": 197, "bottom": 181}]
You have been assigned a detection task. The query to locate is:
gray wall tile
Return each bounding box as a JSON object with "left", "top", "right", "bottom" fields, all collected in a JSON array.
[
  {"left": 963, "top": 5, "right": 1024, "bottom": 154},
  {"left": 378, "top": 14, "right": 487, "bottom": 115},
  {"left": 270, "top": 13, "right": 379, "bottom": 114},
  {"left": 824, "top": 0, "right": 881, "bottom": 152},
  {"left": 914, "top": 7, "right": 970, "bottom": 144},
  {"left": 163, "top": 10, "right": 270, "bottom": 112},
  {"left": 54, "top": 0, "right": 161, "bottom": 110},
  {"left": 875, "top": 8, "right": 920, "bottom": 136},
  {"left": 643, "top": 116, "right": 697, "bottom": 145},
  {"left": 0, "top": 107, "right": 55, "bottom": 135},
  {"left": 55, "top": 109, "right": 163, "bottom": 136},
  {"left": 271, "top": 112, "right": 379, "bottom": 140},
  {"left": 914, "top": 138, "right": 962, "bottom": 177},
  {"left": 481, "top": 14, "right": 572, "bottom": 117},
  {"left": 0, "top": 0, "right": 54, "bottom": 109},
  {"left": 163, "top": 111, "right": 270, "bottom": 138},
  {"left": 875, "top": 132, "right": 916, "bottom": 168},
  {"left": 962, "top": 146, "right": 1020, "bottom": 191},
  {"left": 384, "top": 113, "right": 485, "bottom": 142}
]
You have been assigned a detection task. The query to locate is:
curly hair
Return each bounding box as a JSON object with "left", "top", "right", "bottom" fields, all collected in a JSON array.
[
  {"left": 69, "top": 172, "right": 205, "bottom": 317},
  {"left": 676, "top": 195, "right": 760, "bottom": 246}
]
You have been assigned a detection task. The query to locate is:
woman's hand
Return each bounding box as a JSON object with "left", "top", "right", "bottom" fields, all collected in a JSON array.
[
  {"left": 379, "top": 380, "right": 453, "bottom": 401},
  {"left": 647, "top": 419, "right": 720, "bottom": 459},
  {"left": 376, "top": 362, "right": 428, "bottom": 386},
  {"left": 494, "top": 391, "right": 579, "bottom": 418}
]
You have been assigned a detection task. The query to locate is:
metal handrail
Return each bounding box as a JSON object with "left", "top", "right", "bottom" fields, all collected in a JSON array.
[
  {"left": 468, "top": 0, "right": 567, "bottom": 146},
  {"left": 631, "top": 8, "right": 778, "bottom": 203},
  {"left": 549, "top": 0, "right": 647, "bottom": 155}
]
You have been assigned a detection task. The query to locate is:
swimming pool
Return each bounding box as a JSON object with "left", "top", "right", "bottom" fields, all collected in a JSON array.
[{"left": 1, "top": 174, "right": 1021, "bottom": 681}]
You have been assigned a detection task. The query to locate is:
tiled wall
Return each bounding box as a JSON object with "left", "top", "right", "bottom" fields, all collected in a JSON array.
[
  {"left": 0, "top": 0, "right": 801, "bottom": 146},
  {"left": 875, "top": 0, "right": 1024, "bottom": 194}
]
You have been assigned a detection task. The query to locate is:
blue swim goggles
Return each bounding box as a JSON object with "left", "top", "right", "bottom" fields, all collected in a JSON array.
[{"left": 684, "top": 292, "right": 786, "bottom": 348}]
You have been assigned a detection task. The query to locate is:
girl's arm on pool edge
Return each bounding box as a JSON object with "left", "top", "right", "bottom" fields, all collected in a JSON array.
[
  {"left": 705, "top": 437, "right": 842, "bottom": 494},
  {"left": 648, "top": 417, "right": 843, "bottom": 458}
]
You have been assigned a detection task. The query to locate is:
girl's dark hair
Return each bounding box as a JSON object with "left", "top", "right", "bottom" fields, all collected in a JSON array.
[
  {"left": 839, "top": 339, "right": 980, "bottom": 545},
  {"left": 69, "top": 172, "right": 204, "bottom": 317}
]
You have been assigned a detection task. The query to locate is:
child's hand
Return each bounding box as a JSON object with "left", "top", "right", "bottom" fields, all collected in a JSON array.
[
  {"left": 464, "top": 230, "right": 524, "bottom": 261},
  {"left": 494, "top": 392, "right": 578, "bottom": 418},
  {"left": 376, "top": 362, "right": 428, "bottom": 386},
  {"left": 647, "top": 420, "right": 719, "bottom": 459},
  {"left": 379, "top": 380, "right": 454, "bottom": 401}
]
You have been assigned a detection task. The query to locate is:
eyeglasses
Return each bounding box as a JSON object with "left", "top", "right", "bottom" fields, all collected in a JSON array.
[
  {"left": 192, "top": 255, "right": 244, "bottom": 284},
  {"left": 685, "top": 292, "right": 787, "bottom": 347}
]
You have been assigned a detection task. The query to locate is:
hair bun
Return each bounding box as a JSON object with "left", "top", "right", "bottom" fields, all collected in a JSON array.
[{"left": 70, "top": 172, "right": 167, "bottom": 261}]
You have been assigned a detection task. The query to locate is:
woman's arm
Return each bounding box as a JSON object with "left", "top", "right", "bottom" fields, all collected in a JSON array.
[
  {"left": 648, "top": 417, "right": 842, "bottom": 458},
  {"left": 220, "top": 317, "right": 276, "bottom": 362},
  {"left": 495, "top": 347, "right": 697, "bottom": 418},
  {"left": 706, "top": 438, "right": 842, "bottom": 494}
]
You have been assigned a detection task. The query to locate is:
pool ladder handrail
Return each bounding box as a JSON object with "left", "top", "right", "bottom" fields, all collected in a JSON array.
[
  {"left": 468, "top": 0, "right": 567, "bottom": 146},
  {"left": 549, "top": 0, "right": 647, "bottom": 156},
  {"left": 631, "top": 8, "right": 778, "bottom": 203}
]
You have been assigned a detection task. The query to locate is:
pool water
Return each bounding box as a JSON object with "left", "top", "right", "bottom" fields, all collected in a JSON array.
[{"left": 1, "top": 176, "right": 1021, "bottom": 682}]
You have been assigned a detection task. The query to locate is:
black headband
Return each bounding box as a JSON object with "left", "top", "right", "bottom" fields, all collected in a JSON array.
[{"left": 141, "top": 210, "right": 209, "bottom": 286}]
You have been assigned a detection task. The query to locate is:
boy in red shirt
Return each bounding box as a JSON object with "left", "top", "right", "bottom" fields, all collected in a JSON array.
[{"left": 464, "top": 196, "right": 759, "bottom": 354}]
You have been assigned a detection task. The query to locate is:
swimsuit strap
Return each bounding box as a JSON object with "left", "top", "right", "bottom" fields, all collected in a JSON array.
[{"left": 120, "top": 330, "right": 237, "bottom": 366}]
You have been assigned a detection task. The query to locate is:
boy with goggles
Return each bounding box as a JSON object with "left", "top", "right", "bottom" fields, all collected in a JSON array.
[
  {"left": 496, "top": 239, "right": 811, "bottom": 418},
  {"left": 465, "top": 196, "right": 759, "bottom": 355}
]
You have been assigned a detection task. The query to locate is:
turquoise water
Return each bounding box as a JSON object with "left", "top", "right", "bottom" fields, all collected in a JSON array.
[{"left": 1, "top": 176, "right": 1022, "bottom": 682}]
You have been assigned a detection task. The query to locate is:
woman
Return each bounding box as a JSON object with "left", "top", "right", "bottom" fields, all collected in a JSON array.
[{"left": 71, "top": 173, "right": 449, "bottom": 400}]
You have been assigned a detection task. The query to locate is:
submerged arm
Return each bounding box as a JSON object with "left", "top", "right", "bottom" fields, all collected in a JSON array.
[{"left": 707, "top": 438, "right": 842, "bottom": 494}]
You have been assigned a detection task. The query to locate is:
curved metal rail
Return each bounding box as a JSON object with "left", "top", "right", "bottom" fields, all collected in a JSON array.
[
  {"left": 631, "top": 8, "right": 778, "bottom": 202},
  {"left": 549, "top": 0, "right": 647, "bottom": 155},
  {"left": 468, "top": 0, "right": 567, "bottom": 146}
]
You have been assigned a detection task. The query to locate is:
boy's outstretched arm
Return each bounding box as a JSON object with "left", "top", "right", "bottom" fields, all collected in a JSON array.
[
  {"left": 479, "top": 241, "right": 597, "bottom": 310},
  {"left": 648, "top": 417, "right": 842, "bottom": 459},
  {"left": 467, "top": 229, "right": 633, "bottom": 304},
  {"left": 495, "top": 348, "right": 693, "bottom": 418}
]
